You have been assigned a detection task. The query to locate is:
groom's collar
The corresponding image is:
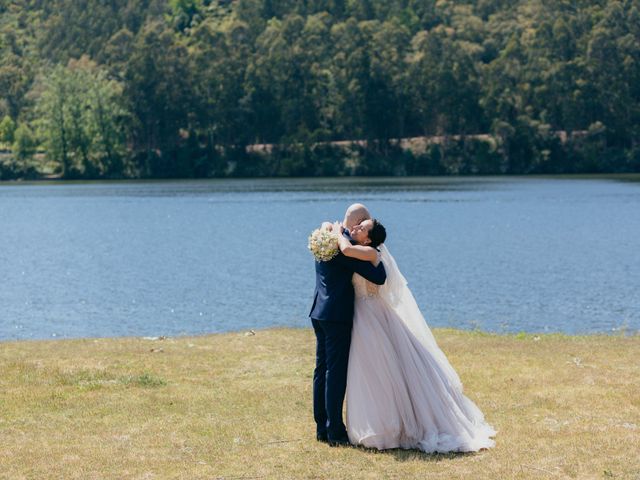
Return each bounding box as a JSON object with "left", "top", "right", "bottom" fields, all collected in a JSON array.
[{"left": 343, "top": 229, "right": 358, "bottom": 246}]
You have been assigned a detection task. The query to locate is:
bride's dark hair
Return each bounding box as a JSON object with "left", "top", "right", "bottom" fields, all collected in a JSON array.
[{"left": 368, "top": 219, "right": 387, "bottom": 248}]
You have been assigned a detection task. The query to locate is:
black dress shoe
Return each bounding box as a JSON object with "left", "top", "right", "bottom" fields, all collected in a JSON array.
[
  {"left": 316, "top": 432, "right": 328, "bottom": 443},
  {"left": 328, "top": 436, "right": 350, "bottom": 447}
]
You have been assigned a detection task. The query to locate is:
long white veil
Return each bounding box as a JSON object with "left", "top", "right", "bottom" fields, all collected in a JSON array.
[{"left": 378, "top": 244, "right": 463, "bottom": 390}]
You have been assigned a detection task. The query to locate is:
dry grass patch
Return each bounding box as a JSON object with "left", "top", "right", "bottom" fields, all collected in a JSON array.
[{"left": 1, "top": 328, "right": 639, "bottom": 479}]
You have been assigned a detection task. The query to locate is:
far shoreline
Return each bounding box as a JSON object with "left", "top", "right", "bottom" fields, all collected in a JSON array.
[
  {"left": 2, "top": 325, "right": 638, "bottom": 345},
  {"left": 1, "top": 172, "right": 640, "bottom": 186}
]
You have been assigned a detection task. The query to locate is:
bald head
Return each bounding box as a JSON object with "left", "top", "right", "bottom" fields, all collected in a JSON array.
[{"left": 343, "top": 203, "right": 371, "bottom": 231}]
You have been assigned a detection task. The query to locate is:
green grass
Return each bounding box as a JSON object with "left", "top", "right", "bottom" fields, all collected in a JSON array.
[{"left": 1, "top": 328, "right": 639, "bottom": 479}]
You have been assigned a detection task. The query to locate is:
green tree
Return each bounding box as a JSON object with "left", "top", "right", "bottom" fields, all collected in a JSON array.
[
  {"left": 0, "top": 115, "right": 16, "bottom": 145},
  {"left": 169, "top": 0, "right": 202, "bottom": 31},
  {"left": 36, "top": 58, "right": 128, "bottom": 178},
  {"left": 124, "top": 20, "right": 193, "bottom": 176},
  {"left": 12, "top": 123, "right": 36, "bottom": 162}
]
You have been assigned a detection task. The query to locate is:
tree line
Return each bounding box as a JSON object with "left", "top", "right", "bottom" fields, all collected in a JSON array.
[{"left": 0, "top": 0, "right": 639, "bottom": 179}]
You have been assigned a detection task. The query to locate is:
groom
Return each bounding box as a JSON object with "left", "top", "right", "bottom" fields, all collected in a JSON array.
[{"left": 309, "top": 208, "right": 387, "bottom": 447}]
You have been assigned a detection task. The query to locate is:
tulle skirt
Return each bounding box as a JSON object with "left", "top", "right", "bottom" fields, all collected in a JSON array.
[{"left": 346, "top": 295, "right": 496, "bottom": 452}]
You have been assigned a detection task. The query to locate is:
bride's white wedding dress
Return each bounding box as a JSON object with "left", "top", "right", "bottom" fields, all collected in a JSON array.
[{"left": 346, "top": 245, "right": 496, "bottom": 452}]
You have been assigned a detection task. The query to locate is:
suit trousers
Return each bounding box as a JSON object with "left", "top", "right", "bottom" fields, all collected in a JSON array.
[{"left": 311, "top": 318, "right": 352, "bottom": 440}]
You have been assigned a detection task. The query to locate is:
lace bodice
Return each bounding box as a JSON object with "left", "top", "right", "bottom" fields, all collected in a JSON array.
[{"left": 352, "top": 252, "right": 382, "bottom": 299}]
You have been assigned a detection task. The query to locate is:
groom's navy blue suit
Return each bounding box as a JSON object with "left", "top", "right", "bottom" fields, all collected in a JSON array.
[{"left": 309, "top": 232, "right": 386, "bottom": 442}]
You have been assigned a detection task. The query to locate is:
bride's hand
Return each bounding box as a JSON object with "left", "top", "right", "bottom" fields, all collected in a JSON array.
[{"left": 332, "top": 221, "right": 344, "bottom": 235}]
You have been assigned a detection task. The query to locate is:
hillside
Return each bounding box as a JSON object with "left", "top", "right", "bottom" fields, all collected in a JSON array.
[{"left": 1, "top": 0, "right": 639, "bottom": 179}]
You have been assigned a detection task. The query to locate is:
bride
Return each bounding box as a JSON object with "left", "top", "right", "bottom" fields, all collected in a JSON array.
[{"left": 334, "top": 204, "right": 496, "bottom": 453}]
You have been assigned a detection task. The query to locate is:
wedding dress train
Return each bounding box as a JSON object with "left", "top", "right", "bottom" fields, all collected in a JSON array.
[{"left": 346, "top": 245, "right": 496, "bottom": 452}]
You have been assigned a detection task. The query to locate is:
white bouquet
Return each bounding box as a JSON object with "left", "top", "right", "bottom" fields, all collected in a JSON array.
[{"left": 308, "top": 227, "right": 340, "bottom": 262}]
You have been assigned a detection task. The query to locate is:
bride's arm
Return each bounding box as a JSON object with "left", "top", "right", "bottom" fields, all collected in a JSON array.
[{"left": 333, "top": 222, "right": 378, "bottom": 263}]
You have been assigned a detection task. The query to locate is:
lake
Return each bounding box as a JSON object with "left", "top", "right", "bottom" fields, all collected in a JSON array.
[{"left": 1, "top": 175, "right": 639, "bottom": 340}]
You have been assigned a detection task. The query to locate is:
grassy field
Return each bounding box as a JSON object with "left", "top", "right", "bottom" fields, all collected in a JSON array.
[{"left": 1, "top": 328, "right": 639, "bottom": 479}]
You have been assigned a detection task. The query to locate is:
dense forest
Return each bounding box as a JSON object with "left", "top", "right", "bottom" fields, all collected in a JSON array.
[{"left": 0, "top": 0, "right": 639, "bottom": 179}]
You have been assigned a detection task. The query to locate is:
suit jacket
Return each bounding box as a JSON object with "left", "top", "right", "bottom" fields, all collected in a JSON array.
[{"left": 309, "top": 233, "right": 386, "bottom": 323}]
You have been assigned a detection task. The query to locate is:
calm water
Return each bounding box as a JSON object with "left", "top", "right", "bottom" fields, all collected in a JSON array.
[{"left": 1, "top": 176, "right": 639, "bottom": 340}]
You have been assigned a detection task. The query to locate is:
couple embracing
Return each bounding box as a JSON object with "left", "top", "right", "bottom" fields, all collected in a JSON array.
[{"left": 309, "top": 203, "right": 496, "bottom": 452}]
